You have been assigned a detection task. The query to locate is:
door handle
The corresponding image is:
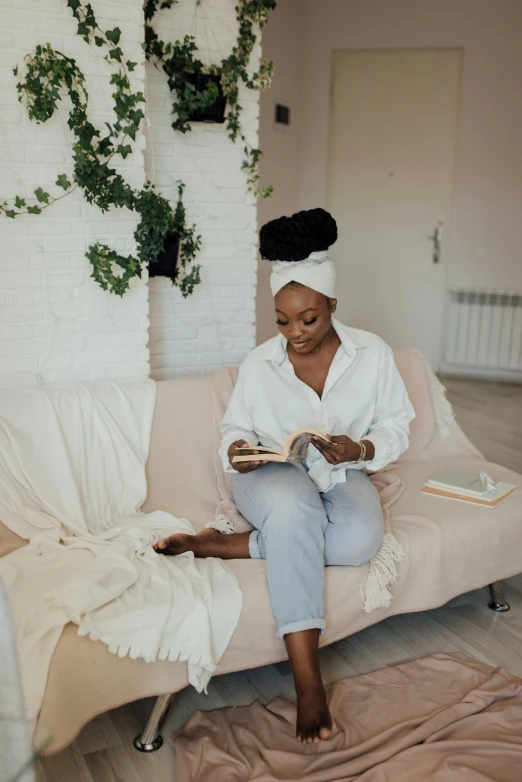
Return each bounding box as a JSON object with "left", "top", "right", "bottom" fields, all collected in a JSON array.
[{"left": 423, "top": 222, "right": 443, "bottom": 264}]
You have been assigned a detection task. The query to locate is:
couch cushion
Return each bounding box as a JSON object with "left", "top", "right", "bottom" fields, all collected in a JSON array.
[{"left": 143, "top": 376, "right": 220, "bottom": 529}]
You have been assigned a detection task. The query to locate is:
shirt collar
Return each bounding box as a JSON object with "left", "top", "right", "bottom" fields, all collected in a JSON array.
[{"left": 255, "top": 319, "right": 373, "bottom": 367}]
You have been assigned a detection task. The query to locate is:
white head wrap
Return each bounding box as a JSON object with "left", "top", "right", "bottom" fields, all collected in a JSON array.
[{"left": 269, "top": 251, "right": 336, "bottom": 299}]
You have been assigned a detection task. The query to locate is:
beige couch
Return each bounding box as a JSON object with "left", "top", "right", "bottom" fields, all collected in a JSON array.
[{"left": 0, "top": 350, "right": 520, "bottom": 755}]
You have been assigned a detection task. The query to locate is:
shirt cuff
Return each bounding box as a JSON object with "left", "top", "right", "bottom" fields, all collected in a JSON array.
[{"left": 363, "top": 430, "right": 394, "bottom": 473}]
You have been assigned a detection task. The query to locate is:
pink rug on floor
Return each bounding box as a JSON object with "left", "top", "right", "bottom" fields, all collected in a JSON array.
[{"left": 174, "top": 653, "right": 522, "bottom": 781}]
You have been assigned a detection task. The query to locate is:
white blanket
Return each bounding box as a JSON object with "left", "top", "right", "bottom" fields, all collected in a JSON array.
[{"left": 0, "top": 380, "right": 242, "bottom": 725}]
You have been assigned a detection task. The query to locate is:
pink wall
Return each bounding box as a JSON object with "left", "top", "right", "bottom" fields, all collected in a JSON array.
[{"left": 297, "top": 0, "right": 522, "bottom": 292}]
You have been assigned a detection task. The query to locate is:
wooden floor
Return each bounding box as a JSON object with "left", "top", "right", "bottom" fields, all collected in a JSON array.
[
  {"left": 442, "top": 376, "right": 522, "bottom": 474},
  {"left": 36, "top": 377, "right": 522, "bottom": 782}
]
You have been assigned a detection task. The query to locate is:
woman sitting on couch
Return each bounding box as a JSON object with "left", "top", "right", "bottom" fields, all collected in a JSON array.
[{"left": 155, "top": 208, "right": 414, "bottom": 744}]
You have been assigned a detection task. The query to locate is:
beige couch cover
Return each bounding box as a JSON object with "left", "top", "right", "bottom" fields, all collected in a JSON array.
[{"left": 0, "top": 350, "right": 520, "bottom": 754}]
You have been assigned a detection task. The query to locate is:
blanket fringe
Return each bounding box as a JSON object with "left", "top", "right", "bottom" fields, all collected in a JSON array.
[
  {"left": 413, "top": 349, "right": 455, "bottom": 438},
  {"left": 78, "top": 626, "right": 216, "bottom": 676},
  {"left": 360, "top": 533, "right": 405, "bottom": 613},
  {"left": 206, "top": 515, "right": 236, "bottom": 535}
]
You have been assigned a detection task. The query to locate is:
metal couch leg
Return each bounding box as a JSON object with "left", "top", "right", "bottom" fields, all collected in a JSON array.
[
  {"left": 133, "top": 693, "right": 175, "bottom": 752},
  {"left": 488, "top": 581, "right": 510, "bottom": 613}
]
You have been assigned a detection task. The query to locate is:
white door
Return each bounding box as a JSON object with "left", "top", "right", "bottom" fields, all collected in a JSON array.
[{"left": 328, "top": 49, "right": 462, "bottom": 368}]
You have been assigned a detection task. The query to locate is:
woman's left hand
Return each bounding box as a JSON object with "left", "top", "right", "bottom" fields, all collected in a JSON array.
[{"left": 310, "top": 434, "right": 362, "bottom": 464}]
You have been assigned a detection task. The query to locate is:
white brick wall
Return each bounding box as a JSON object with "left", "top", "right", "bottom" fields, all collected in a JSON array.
[
  {"left": 0, "top": 0, "right": 149, "bottom": 389},
  {"left": 146, "top": 0, "right": 259, "bottom": 378},
  {"left": 0, "top": 0, "right": 260, "bottom": 388}
]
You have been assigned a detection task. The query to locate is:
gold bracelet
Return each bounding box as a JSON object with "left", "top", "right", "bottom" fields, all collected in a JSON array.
[{"left": 349, "top": 440, "right": 366, "bottom": 464}]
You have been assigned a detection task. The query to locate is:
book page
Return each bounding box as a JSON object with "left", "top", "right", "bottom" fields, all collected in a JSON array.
[
  {"left": 427, "top": 468, "right": 488, "bottom": 496},
  {"left": 284, "top": 429, "right": 329, "bottom": 463},
  {"left": 236, "top": 446, "right": 281, "bottom": 454},
  {"left": 286, "top": 434, "right": 314, "bottom": 463}
]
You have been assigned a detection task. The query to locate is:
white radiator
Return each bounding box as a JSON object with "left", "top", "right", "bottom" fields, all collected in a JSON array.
[{"left": 442, "top": 290, "right": 522, "bottom": 380}]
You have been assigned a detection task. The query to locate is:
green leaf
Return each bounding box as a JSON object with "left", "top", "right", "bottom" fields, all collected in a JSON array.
[
  {"left": 109, "top": 47, "right": 123, "bottom": 63},
  {"left": 77, "top": 22, "right": 90, "bottom": 38},
  {"left": 130, "top": 109, "right": 144, "bottom": 125},
  {"left": 105, "top": 27, "right": 121, "bottom": 46},
  {"left": 5, "top": 210, "right": 17, "bottom": 219},
  {"left": 34, "top": 187, "right": 51, "bottom": 204},
  {"left": 67, "top": 0, "right": 81, "bottom": 10},
  {"left": 127, "top": 61, "right": 137, "bottom": 72},
  {"left": 13, "top": 65, "right": 18, "bottom": 76},
  {"left": 117, "top": 144, "right": 132, "bottom": 159},
  {"left": 27, "top": 205, "right": 42, "bottom": 215},
  {"left": 14, "top": 196, "right": 26, "bottom": 208},
  {"left": 97, "top": 136, "right": 113, "bottom": 156},
  {"left": 56, "top": 174, "right": 72, "bottom": 190},
  {"left": 123, "top": 124, "right": 137, "bottom": 141},
  {"left": 94, "top": 36, "right": 104, "bottom": 47}
]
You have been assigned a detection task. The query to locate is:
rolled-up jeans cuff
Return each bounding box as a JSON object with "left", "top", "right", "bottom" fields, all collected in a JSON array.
[
  {"left": 277, "top": 618, "right": 326, "bottom": 639},
  {"left": 248, "top": 530, "right": 263, "bottom": 559}
]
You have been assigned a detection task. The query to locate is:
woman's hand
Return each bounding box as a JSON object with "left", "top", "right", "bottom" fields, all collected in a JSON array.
[
  {"left": 228, "top": 440, "right": 268, "bottom": 473},
  {"left": 310, "top": 434, "right": 374, "bottom": 465}
]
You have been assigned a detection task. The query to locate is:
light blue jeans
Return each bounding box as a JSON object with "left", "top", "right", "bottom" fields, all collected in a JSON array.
[{"left": 234, "top": 462, "right": 384, "bottom": 638}]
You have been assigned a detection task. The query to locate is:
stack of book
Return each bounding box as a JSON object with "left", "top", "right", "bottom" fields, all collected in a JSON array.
[{"left": 422, "top": 468, "right": 516, "bottom": 508}]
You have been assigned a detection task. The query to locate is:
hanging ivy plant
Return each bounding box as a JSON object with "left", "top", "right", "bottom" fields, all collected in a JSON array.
[
  {"left": 88, "top": 182, "right": 201, "bottom": 296},
  {"left": 144, "top": 0, "right": 277, "bottom": 198},
  {"left": 134, "top": 182, "right": 201, "bottom": 297},
  {"left": 0, "top": 0, "right": 201, "bottom": 298}
]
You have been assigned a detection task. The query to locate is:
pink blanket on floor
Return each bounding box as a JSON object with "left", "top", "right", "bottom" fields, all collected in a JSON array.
[
  {"left": 175, "top": 653, "right": 522, "bottom": 781},
  {"left": 208, "top": 367, "right": 406, "bottom": 613}
]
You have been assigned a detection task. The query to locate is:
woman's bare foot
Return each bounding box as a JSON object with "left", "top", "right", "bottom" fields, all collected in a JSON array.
[
  {"left": 296, "top": 684, "right": 332, "bottom": 744},
  {"left": 153, "top": 531, "right": 199, "bottom": 556},
  {"left": 284, "top": 629, "right": 333, "bottom": 744},
  {"left": 154, "top": 527, "right": 251, "bottom": 559}
]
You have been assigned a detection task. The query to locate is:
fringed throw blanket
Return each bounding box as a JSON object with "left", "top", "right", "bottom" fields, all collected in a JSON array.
[
  {"left": 207, "top": 367, "right": 406, "bottom": 613},
  {"left": 0, "top": 380, "right": 241, "bottom": 726}
]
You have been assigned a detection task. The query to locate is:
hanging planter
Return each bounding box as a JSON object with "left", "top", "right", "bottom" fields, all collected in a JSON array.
[
  {"left": 148, "top": 231, "right": 180, "bottom": 279},
  {"left": 144, "top": 0, "right": 277, "bottom": 197},
  {"left": 186, "top": 72, "right": 226, "bottom": 124}
]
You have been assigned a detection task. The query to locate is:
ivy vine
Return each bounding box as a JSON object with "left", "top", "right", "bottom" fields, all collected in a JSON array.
[
  {"left": 0, "top": 0, "right": 201, "bottom": 297},
  {"left": 144, "top": 0, "right": 277, "bottom": 198}
]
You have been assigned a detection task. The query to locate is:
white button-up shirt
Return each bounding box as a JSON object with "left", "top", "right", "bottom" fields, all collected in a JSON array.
[{"left": 219, "top": 320, "right": 415, "bottom": 492}]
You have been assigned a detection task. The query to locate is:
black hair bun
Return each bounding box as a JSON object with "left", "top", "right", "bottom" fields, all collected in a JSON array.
[{"left": 259, "top": 208, "right": 338, "bottom": 262}]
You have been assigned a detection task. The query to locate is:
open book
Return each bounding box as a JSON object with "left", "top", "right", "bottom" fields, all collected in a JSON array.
[{"left": 232, "top": 428, "right": 329, "bottom": 464}]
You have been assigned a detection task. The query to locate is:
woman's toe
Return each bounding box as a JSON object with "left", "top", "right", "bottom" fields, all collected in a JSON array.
[{"left": 319, "top": 722, "right": 333, "bottom": 740}]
